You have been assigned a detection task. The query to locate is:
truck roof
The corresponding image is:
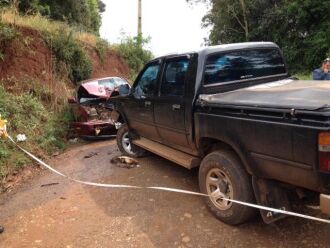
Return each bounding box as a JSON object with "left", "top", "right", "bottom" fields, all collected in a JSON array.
[{"left": 153, "top": 42, "right": 279, "bottom": 61}]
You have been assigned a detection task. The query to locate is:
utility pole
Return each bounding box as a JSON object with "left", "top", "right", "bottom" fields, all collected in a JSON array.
[{"left": 138, "top": 0, "right": 142, "bottom": 36}]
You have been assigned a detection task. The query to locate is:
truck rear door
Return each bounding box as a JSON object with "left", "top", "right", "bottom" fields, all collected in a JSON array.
[{"left": 154, "top": 56, "right": 190, "bottom": 150}]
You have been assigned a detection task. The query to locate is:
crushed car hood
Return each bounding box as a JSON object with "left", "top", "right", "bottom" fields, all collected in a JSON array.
[
  {"left": 80, "top": 81, "right": 112, "bottom": 99},
  {"left": 199, "top": 79, "right": 330, "bottom": 111}
]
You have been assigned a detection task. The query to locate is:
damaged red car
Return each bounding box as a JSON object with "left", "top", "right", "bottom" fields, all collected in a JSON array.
[{"left": 68, "top": 76, "right": 130, "bottom": 139}]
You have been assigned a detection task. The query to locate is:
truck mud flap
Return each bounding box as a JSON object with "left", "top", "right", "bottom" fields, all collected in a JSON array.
[{"left": 252, "top": 177, "right": 291, "bottom": 224}]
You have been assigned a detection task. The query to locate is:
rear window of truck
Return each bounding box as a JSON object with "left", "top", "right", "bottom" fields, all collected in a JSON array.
[{"left": 203, "top": 48, "right": 287, "bottom": 86}]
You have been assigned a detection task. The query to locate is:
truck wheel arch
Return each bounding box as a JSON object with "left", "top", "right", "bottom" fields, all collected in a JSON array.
[
  {"left": 111, "top": 109, "right": 127, "bottom": 125},
  {"left": 198, "top": 137, "right": 253, "bottom": 175}
]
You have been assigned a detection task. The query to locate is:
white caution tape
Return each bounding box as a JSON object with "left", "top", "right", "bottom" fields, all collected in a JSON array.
[{"left": 7, "top": 135, "right": 330, "bottom": 224}]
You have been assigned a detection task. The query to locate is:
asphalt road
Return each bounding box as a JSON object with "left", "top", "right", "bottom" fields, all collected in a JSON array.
[{"left": 1, "top": 140, "right": 330, "bottom": 248}]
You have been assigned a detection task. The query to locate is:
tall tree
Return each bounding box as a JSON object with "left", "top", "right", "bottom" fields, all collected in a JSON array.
[{"left": 188, "top": 0, "right": 330, "bottom": 72}]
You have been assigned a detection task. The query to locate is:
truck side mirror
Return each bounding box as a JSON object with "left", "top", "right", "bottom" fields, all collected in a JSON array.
[{"left": 118, "top": 84, "right": 131, "bottom": 96}]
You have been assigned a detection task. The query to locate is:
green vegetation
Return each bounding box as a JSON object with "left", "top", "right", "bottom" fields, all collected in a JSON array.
[
  {"left": 2, "top": 77, "right": 69, "bottom": 111},
  {"left": 0, "top": 84, "right": 73, "bottom": 182},
  {"left": 0, "top": 0, "right": 105, "bottom": 34},
  {"left": 0, "top": 19, "right": 18, "bottom": 60},
  {"left": 116, "top": 34, "right": 153, "bottom": 80},
  {"left": 1, "top": 8, "right": 94, "bottom": 83},
  {"left": 0, "top": 7, "right": 153, "bottom": 81},
  {"left": 294, "top": 73, "right": 312, "bottom": 80},
  {"left": 0, "top": 5, "right": 153, "bottom": 185},
  {"left": 45, "top": 29, "right": 93, "bottom": 84},
  {"left": 188, "top": 0, "right": 330, "bottom": 73},
  {"left": 1, "top": 8, "right": 82, "bottom": 38},
  {"left": 96, "top": 38, "right": 109, "bottom": 64}
]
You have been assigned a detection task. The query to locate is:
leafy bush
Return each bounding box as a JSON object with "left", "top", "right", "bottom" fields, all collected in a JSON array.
[
  {"left": 70, "top": 45, "right": 93, "bottom": 83},
  {"left": 45, "top": 29, "right": 92, "bottom": 84},
  {"left": 116, "top": 34, "right": 153, "bottom": 80}
]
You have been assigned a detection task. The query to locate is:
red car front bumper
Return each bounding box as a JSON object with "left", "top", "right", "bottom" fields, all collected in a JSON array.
[{"left": 72, "top": 120, "right": 116, "bottom": 138}]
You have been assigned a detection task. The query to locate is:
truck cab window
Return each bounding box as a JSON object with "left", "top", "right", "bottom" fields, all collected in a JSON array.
[
  {"left": 204, "top": 48, "right": 286, "bottom": 85},
  {"left": 160, "top": 59, "right": 189, "bottom": 96},
  {"left": 134, "top": 63, "right": 160, "bottom": 98}
]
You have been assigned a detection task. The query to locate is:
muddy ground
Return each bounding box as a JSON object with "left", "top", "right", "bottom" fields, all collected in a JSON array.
[{"left": 1, "top": 140, "right": 330, "bottom": 248}]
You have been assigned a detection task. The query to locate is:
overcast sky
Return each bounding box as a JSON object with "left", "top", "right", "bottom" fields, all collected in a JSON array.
[{"left": 100, "top": 0, "right": 210, "bottom": 56}]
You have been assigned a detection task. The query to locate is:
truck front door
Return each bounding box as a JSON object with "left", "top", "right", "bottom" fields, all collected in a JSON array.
[
  {"left": 154, "top": 57, "right": 190, "bottom": 151},
  {"left": 123, "top": 61, "right": 161, "bottom": 142}
]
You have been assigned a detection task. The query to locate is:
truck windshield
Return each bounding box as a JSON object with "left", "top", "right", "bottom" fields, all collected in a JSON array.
[{"left": 204, "top": 48, "right": 287, "bottom": 86}]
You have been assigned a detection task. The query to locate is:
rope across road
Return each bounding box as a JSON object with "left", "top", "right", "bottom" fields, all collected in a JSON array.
[{"left": 4, "top": 135, "right": 330, "bottom": 225}]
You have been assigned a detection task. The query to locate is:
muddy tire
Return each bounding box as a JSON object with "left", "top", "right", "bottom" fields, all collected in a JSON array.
[
  {"left": 116, "top": 124, "right": 146, "bottom": 158},
  {"left": 199, "top": 150, "right": 256, "bottom": 225}
]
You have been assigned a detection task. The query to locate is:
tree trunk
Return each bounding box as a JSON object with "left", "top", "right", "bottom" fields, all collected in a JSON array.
[{"left": 239, "top": 0, "right": 249, "bottom": 41}]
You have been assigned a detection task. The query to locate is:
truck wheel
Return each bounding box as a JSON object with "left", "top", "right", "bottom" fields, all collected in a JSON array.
[
  {"left": 116, "top": 124, "right": 146, "bottom": 157},
  {"left": 199, "top": 150, "right": 256, "bottom": 225}
]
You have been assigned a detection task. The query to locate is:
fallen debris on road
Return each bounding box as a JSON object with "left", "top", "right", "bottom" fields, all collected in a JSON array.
[
  {"left": 40, "top": 182, "right": 60, "bottom": 188},
  {"left": 84, "top": 152, "right": 99, "bottom": 159},
  {"left": 110, "top": 156, "right": 140, "bottom": 169}
]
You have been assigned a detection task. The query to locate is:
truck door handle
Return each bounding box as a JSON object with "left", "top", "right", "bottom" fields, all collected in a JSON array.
[
  {"left": 145, "top": 101, "right": 151, "bottom": 107},
  {"left": 172, "top": 104, "right": 181, "bottom": 110}
]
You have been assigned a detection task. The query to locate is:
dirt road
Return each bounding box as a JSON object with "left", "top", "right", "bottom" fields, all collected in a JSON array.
[{"left": 1, "top": 140, "right": 330, "bottom": 248}]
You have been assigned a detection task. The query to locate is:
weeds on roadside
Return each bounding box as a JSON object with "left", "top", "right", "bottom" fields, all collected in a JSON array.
[
  {"left": 293, "top": 73, "right": 312, "bottom": 80},
  {"left": 0, "top": 85, "right": 73, "bottom": 183},
  {"left": 0, "top": 76, "right": 72, "bottom": 111},
  {"left": 0, "top": 8, "right": 155, "bottom": 185}
]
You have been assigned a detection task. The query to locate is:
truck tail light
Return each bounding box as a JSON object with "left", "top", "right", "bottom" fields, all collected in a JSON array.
[{"left": 319, "top": 132, "right": 330, "bottom": 172}]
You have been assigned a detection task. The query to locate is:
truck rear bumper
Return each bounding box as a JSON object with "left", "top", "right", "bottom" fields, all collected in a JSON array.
[{"left": 320, "top": 194, "right": 330, "bottom": 215}]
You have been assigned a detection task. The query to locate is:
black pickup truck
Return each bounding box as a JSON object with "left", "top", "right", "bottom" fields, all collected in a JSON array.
[{"left": 110, "top": 42, "right": 330, "bottom": 225}]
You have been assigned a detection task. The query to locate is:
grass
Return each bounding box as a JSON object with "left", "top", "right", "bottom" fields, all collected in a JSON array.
[
  {"left": 0, "top": 8, "right": 82, "bottom": 185},
  {"left": 0, "top": 8, "right": 152, "bottom": 80},
  {"left": 0, "top": 8, "right": 103, "bottom": 185},
  {"left": 0, "top": 18, "right": 19, "bottom": 60},
  {"left": 1, "top": 76, "right": 73, "bottom": 111},
  {"left": 293, "top": 72, "right": 313, "bottom": 80},
  {"left": 0, "top": 84, "right": 73, "bottom": 187},
  {"left": 96, "top": 38, "right": 110, "bottom": 64},
  {"left": 1, "top": 8, "right": 107, "bottom": 82},
  {"left": 76, "top": 32, "right": 99, "bottom": 47},
  {"left": 0, "top": 8, "right": 96, "bottom": 47},
  {"left": 44, "top": 29, "right": 93, "bottom": 84}
]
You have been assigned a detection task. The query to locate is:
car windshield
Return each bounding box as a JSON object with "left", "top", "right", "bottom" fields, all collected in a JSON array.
[{"left": 98, "top": 77, "right": 127, "bottom": 90}]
